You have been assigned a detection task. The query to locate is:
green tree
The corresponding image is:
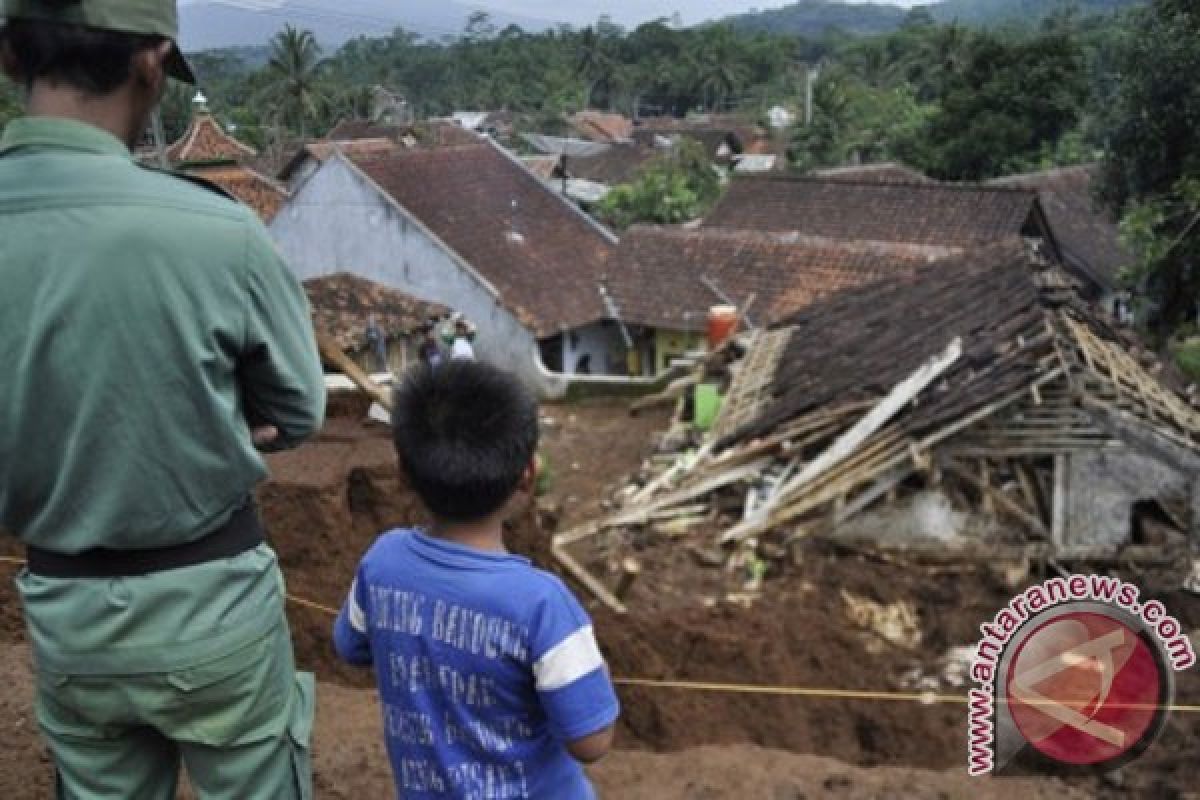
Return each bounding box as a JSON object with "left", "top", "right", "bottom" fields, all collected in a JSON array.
[
  {"left": 597, "top": 140, "right": 720, "bottom": 228},
  {"left": 916, "top": 25, "right": 1088, "bottom": 180},
  {"left": 1097, "top": 0, "right": 1200, "bottom": 332},
  {"left": 692, "top": 26, "right": 751, "bottom": 112},
  {"left": 264, "top": 25, "right": 326, "bottom": 137}
]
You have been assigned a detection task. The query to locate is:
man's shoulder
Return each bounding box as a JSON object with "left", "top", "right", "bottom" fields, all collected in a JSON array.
[{"left": 132, "top": 165, "right": 256, "bottom": 221}]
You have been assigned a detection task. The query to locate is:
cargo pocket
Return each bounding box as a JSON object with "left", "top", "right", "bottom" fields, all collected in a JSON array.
[
  {"left": 165, "top": 632, "right": 287, "bottom": 746},
  {"left": 287, "top": 672, "right": 315, "bottom": 800}
]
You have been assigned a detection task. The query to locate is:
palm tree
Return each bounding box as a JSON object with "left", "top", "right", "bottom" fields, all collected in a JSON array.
[
  {"left": 576, "top": 26, "right": 618, "bottom": 108},
  {"left": 265, "top": 25, "right": 326, "bottom": 138},
  {"left": 692, "top": 26, "right": 749, "bottom": 112}
]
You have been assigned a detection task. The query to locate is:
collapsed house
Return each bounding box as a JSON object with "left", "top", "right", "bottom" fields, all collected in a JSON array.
[
  {"left": 304, "top": 273, "right": 449, "bottom": 376},
  {"left": 555, "top": 241, "right": 1200, "bottom": 612}
]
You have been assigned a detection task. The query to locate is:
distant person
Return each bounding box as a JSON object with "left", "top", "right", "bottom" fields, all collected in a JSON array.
[
  {"left": 366, "top": 313, "right": 388, "bottom": 372},
  {"left": 0, "top": 1, "right": 325, "bottom": 796},
  {"left": 332, "top": 361, "right": 619, "bottom": 799},
  {"left": 450, "top": 317, "right": 476, "bottom": 361},
  {"left": 418, "top": 324, "right": 444, "bottom": 369}
]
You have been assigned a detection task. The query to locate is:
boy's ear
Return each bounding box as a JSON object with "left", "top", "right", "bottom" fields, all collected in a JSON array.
[{"left": 516, "top": 457, "right": 538, "bottom": 494}]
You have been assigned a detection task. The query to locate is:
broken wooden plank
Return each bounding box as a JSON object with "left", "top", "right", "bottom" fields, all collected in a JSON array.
[
  {"left": 833, "top": 466, "right": 915, "bottom": 525},
  {"left": 940, "top": 457, "right": 1048, "bottom": 538},
  {"left": 612, "top": 457, "right": 774, "bottom": 527},
  {"left": 553, "top": 545, "right": 627, "bottom": 614},
  {"left": 762, "top": 337, "right": 963, "bottom": 514},
  {"left": 1051, "top": 454, "right": 1068, "bottom": 550}
]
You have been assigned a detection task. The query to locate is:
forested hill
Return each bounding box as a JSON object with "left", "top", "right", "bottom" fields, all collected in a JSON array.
[{"left": 727, "top": 0, "right": 1144, "bottom": 35}]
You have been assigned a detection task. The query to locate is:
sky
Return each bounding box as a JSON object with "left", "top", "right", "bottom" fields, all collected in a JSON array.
[
  {"left": 468, "top": 0, "right": 923, "bottom": 27},
  {"left": 181, "top": 0, "right": 925, "bottom": 29}
]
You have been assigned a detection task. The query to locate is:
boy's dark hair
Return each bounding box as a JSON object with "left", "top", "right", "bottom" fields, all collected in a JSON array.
[
  {"left": 0, "top": 19, "right": 165, "bottom": 94},
  {"left": 392, "top": 361, "right": 539, "bottom": 523}
]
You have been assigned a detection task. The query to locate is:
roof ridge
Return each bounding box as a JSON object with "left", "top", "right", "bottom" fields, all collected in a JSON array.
[
  {"left": 734, "top": 173, "right": 1039, "bottom": 196},
  {"left": 988, "top": 163, "right": 1099, "bottom": 184},
  {"left": 624, "top": 224, "right": 968, "bottom": 256}
]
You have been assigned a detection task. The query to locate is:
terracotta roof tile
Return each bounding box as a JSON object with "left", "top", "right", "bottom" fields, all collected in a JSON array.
[
  {"left": 733, "top": 241, "right": 1047, "bottom": 443},
  {"left": 348, "top": 143, "right": 616, "bottom": 337},
  {"left": 607, "top": 226, "right": 955, "bottom": 331},
  {"left": 304, "top": 273, "right": 449, "bottom": 352},
  {"left": 166, "top": 113, "right": 256, "bottom": 166},
  {"left": 569, "top": 111, "right": 634, "bottom": 143},
  {"left": 187, "top": 164, "right": 289, "bottom": 222},
  {"left": 811, "top": 162, "right": 934, "bottom": 184},
  {"left": 989, "top": 164, "right": 1127, "bottom": 289},
  {"left": 706, "top": 175, "right": 1041, "bottom": 248},
  {"left": 566, "top": 144, "right": 657, "bottom": 185},
  {"left": 326, "top": 118, "right": 481, "bottom": 147}
]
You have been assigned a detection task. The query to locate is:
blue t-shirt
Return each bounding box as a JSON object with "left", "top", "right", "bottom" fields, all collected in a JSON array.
[{"left": 333, "top": 529, "right": 620, "bottom": 799}]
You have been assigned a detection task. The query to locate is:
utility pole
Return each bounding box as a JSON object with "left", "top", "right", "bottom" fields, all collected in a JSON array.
[{"left": 804, "top": 63, "right": 819, "bottom": 127}]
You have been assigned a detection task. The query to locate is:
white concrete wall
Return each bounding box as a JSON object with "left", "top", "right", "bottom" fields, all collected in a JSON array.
[
  {"left": 269, "top": 156, "right": 567, "bottom": 398},
  {"left": 562, "top": 321, "right": 627, "bottom": 375}
]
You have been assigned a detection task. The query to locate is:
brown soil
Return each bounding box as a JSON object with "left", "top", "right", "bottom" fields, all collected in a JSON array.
[{"left": 0, "top": 397, "right": 1197, "bottom": 799}]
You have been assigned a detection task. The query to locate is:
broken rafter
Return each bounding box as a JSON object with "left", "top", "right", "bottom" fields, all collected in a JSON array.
[
  {"left": 742, "top": 337, "right": 964, "bottom": 532},
  {"left": 939, "top": 457, "right": 1048, "bottom": 538}
]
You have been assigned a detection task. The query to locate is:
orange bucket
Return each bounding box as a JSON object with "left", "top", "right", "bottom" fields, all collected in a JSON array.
[{"left": 707, "top": 305, "right": 739, "bottom": 348}]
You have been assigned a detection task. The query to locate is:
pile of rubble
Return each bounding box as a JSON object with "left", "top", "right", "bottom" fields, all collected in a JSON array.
[{"left": 554, "top": 241, "right": 1200, "bottom": 612}]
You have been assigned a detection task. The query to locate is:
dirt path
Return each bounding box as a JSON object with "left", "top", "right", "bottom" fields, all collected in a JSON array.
[{"left": 1, "top": 398, "right": 1197, "bottom": 798}]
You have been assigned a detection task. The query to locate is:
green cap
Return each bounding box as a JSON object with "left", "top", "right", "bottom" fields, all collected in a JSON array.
[{"left": 2, "top": 0, "right": 195, "bottom": 83}]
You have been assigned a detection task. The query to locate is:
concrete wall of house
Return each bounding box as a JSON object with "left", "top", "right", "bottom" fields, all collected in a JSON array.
[
  {"left": 269, "top": 157, "right": 567, "bottom": 397},
  {"left": 1062, "top": 448, "right": 1192, "bottom": 551},
  {"left": 562, "top": 322, "right": 627, "bottom": 375}
]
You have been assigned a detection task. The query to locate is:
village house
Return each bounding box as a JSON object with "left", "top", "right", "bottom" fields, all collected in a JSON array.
[
  {"left": 568, "top": 111, "right": 634, "bottom": 144},
  {"left": 559, "top": 239, "right": 1200, "bottom": 612},
  {"left": 701, "top": 174, "right": 1116, "bottom": 298},
  {"left": 801, "top": 162, "right": 1127, "bottom": 310},
  {"left": 304, "top": 272, "right": 448, "bottom": 375},
  {"left": 711, "top": 240, "right": 1200, "bottom": 554},
  {"left": 269, "top": 139, "right": 626, "bottom": 396},
  {"left": 278, "top": 119, "right": 482, "bottom": 192},
  {"left": 161, "top": 95, "right": 289, "bottom": 222},
  {"left": 522, "top": 143, "right": 660, "bottom": 207},
  {"left": 605, "top": 225, "right": 959, "bottom": 374},
  {"left": 989, "top": 164, "right": 1131, "bottom": 317}
]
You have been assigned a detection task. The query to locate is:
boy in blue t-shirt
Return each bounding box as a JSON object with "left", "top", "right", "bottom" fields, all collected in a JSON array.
[{"left": 333, "top": 361, "right": 619, "bottom": 799}]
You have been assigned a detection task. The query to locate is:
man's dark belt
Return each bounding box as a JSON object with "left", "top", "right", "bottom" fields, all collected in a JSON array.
[{"left": 26, "top": 498, "right": 264, "bottom": 579}]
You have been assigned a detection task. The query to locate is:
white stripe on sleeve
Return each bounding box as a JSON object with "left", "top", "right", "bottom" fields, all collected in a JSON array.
[
  {"left": 533, "top": 625, "right": 605, "bottom": 692},
  {"left": 347, "top": 579, "right": 367, "bottom": 633}
]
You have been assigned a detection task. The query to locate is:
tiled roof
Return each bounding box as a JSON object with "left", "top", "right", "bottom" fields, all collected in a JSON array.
[
  {"left": 569, "top": 111, "right": 634, "bottom": 143},
  {"left": 348, "top": 142, "right": 617, "bottom": 337},
  {"left": 734, "top": 241, "right": 1048, "bottom": 443},
  {"left": 278, "top": 138, "right": 399, "bottom": 183},
  {"left": 565, "top": 144, "right": 657, "bottom": 186},
  {"left": 166, "top": 112, "right": 256, "bottom": 166},
  {"left": 606, "top": 225, "right": 955, "bottom": 332},
  {"left": 187, "top": 164, "right": 288, "bottom": 222},
  {"left": 326, "top": 118, "right": 481, "bottom": 147},
  {"left": 304, "top": 272, "right": 449, "bottom": 353},
  {"left": 634, "top": 128, "right": 743, "bottom": 160},
  {"left": 989, "top": 164, "right": 1126, "bottom": 290},
  {"left": 706, "top": 175, "right": 1042, "bottom": 249},
  {"left": 521, "top": 155, "right": 560, "bottom": 181},
  {"left": 811, "top": 162, "right": 934, "bottom": 184}
]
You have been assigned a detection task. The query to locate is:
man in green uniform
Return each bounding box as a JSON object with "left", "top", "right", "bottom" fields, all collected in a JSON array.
[{"left": 0, "top": 2, "right": 325, "bottom": 797}]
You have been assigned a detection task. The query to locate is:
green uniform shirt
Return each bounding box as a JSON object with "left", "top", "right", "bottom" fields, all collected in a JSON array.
[{"left": 0, "top": 117, "right": 325, "bottom": 554}]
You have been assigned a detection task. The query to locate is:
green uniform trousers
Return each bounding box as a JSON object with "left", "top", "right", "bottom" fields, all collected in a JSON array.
[{"left": 16, "top": 545, "right": 313, "bottom": 799}]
